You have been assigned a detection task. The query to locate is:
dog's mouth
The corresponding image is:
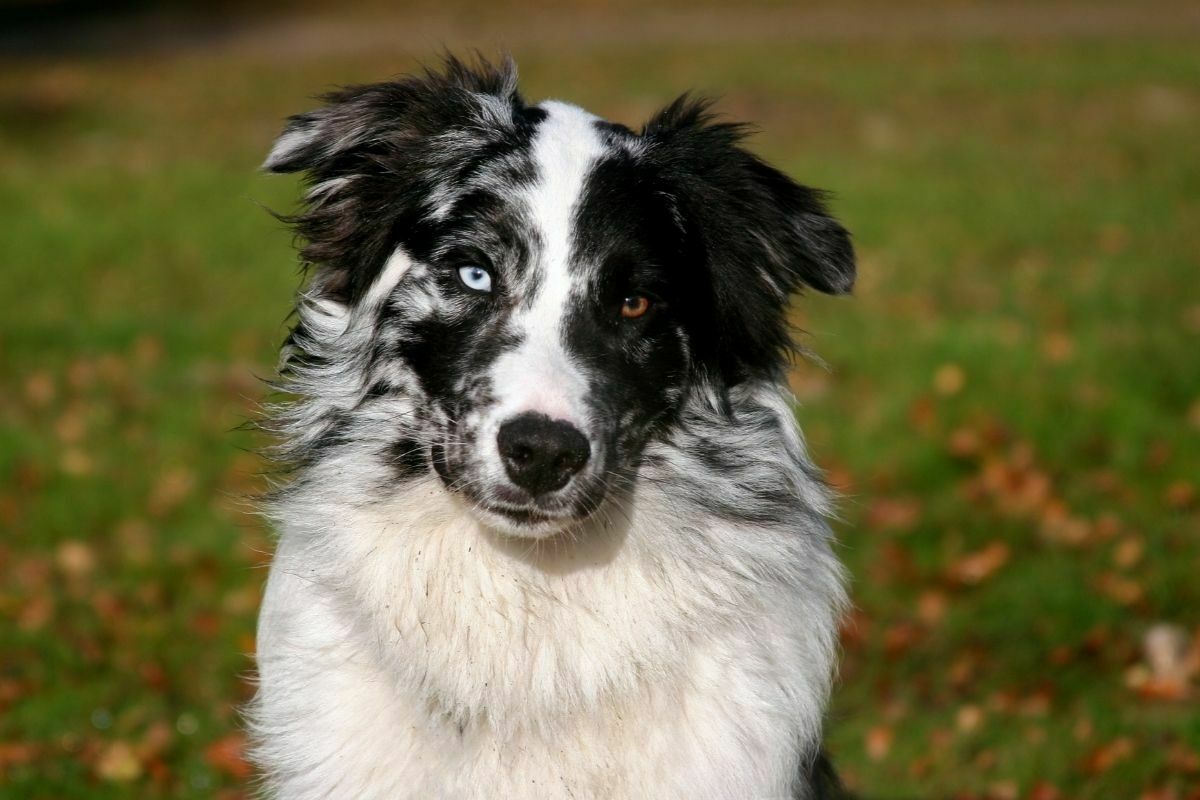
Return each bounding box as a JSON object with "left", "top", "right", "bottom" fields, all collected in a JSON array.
[
  {"left": 469, "top": 499, "right": 588, "bottom": 538},
  {"left": 484, "top": 502, "right": 555, "bottom": 526}
]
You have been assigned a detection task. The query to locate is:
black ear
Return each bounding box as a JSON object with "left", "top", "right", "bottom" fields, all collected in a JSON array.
[
  {"left": 262, "top": 55, "right": 525, "bottom": 303},
  {"left": 642, "top": 96, "right": 855, "bottom": 382}
]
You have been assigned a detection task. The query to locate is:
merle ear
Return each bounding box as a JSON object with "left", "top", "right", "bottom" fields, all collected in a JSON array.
[
  {"left": 261, "top": 55, "right": 523, "bottom": 305},
  {"left": 642, "top": 96, "right": 856, "bottom": 382},
  {"left": 262, "top": 111, "right": 336, "bottom": 174},
  {"left": 264, "top": 54, "right": 522, "bottom": 176}
]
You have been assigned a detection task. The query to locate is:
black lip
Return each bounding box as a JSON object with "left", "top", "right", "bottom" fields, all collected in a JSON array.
[{"left": 485, "top": 503, "right": 556, "bottom": 526}]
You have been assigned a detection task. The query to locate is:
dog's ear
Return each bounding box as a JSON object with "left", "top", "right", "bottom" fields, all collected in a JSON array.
[
  {"left": 642, "top": 96, "right": 855, "bottom": 384},
  {"left": 263, "top": 55, "right": 524, "bottom": 304}
]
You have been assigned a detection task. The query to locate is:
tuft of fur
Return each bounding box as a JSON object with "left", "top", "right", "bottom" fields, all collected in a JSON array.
[{"left": 251, "top": 55, "right": 854, "bottom": 800}]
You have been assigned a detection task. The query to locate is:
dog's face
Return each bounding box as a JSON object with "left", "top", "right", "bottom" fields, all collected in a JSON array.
[{"left": 267, "top": 58, "right": 854, "bottom": 538}]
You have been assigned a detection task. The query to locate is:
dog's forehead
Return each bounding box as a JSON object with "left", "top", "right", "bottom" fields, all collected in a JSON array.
[{"left": 521, "top": 100, "right": 608, "bottom": 293}]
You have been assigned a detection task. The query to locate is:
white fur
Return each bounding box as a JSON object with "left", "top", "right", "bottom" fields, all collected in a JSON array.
[
  {"left": 486, "top": 102, "right": 605, "bottom": 426},
  {"left": 253, "top": 385, "right": 844, "bottom": 799}
]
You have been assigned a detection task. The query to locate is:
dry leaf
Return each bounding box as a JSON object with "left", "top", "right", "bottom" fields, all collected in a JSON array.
[
  {"left": 149, "top": 468, "right": 196, "bottom": 517},
  {"left": 956, "top": 704, "right": 983, "bottom": 733},
  {"left": 1083, "top": 737, "right": 1134, "bottom": 775},
  {"left": 56, "top": 540, "right": 96, "bottom": 579},
  {"left": 866, "top": 497, "right": 922, "bottom": 532},
  {"left": 1028, "top": 781, "right": 1062, "bottom": 800},
  {"left": 865, "top": 725, "right": 893, "bottom": 761},
  {"left": 947, "top": 542, "right": 1010, "bottom": 585},
  {"left": 96, "top": 741, "right": 142, "bottom": 782},
  {"left": 1165, "top": 480, "right": 1196, "bottom": 510},
  {"left": 24, "top": 371, "right": 55, "bottom": 407},
  {"left": 987, "top": 779, "right": 1019, "bottom": 800},
  {"left": 1041, "top": 332, "right": 1075, "bottom": 363},
  {"left": 947, "top": 426, "right": 982, "bottom": 459},
  {"left": 934, "top": 363, "right": 966, "bottom": 396},
  {"left": 1096, "top": 572, "right": 1144, "bottom": 606},
  {"left": 917, "top": 590, "right": 948, "bottom": 626},
  {"left": 1130, "top": 623, "right": 1197, "bottom": 701},
  {"left": 204, "top": 732, "right": 251, "bottom": 780}
]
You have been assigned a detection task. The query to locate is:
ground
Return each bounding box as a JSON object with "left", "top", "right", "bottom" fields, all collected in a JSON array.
[{"left": 1, "top": 2, "right": 1198, "bottom": 797}]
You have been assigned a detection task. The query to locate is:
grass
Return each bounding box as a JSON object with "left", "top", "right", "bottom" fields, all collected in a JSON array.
[{"left": 2, "top": 6, "right": 1198, "bottom": 797}]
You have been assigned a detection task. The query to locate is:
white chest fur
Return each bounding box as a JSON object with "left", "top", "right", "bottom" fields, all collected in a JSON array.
[{"left": 252, "top": 459, "right": 842, "bottom": 799}]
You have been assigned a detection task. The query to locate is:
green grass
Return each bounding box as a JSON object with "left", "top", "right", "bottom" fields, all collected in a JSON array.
[{"left": 2, "top": 9, "right": 1199, "bottom": 798}]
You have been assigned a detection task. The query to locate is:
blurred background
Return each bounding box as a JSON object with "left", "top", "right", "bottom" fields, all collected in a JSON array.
[{"left": 2, "top": 0, "right": 1198, "bottom": 797}]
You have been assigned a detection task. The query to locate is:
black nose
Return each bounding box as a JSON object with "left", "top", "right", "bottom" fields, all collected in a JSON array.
[{"left": 496, "top": 413, "right": 591, "bottom": 496}]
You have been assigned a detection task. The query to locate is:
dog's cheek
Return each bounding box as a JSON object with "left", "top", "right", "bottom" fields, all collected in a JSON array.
[{"left": 585, "top": 325, "right": 687, "bottom": 467}]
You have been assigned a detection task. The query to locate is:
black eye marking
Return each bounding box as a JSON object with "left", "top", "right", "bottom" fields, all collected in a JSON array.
[{"left": 620, "top": 295, "right": 652, "bottom": 320}]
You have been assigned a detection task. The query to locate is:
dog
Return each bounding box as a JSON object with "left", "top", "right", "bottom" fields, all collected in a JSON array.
[{"left": 251, "top": 55, "right": 855, "bottom": 800}]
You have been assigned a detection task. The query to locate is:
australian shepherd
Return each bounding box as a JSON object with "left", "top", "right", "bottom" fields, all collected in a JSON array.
[{"left": 251, "top": 55, "right": 856, "bottom": 799}]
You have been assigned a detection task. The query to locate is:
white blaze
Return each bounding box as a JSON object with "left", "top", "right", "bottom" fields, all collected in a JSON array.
[{"left": 488, "top": 101, "right": 606, "bottom": 429}]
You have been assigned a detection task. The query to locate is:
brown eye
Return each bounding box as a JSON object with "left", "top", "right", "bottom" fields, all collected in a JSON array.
[{"left": 620, "top": 295, "right": 651, "bottom": 320}]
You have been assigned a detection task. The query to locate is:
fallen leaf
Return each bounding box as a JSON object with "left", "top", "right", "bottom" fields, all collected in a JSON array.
[
  {"left": 149, "top": 468, "right": 196, "bottom": 517},
  {"left": 0, "top": 741, "right": 39, "bottom": 769},
  {"left": 917, "top": 590, "right": 948, "bottom": 626},
  {"left": 1028, "top": 781, "right": 1061, "bottom": 800},
  {"left": 96, "top": 740, "right": 142, "bottom": 783},
  {"left": 56, "top": 540, "right": 96, "bottom": 579},
  {"left": 883, "top": 622, "right": 922, "bottom": 657},
  {"left": 988, "top": 779, "right": 1019, "bottom": 800},
  {"left": 934, "top": 363, "right": 966, "bottom": 396},
  {"left": 947, "top": 426, "right": 982, "bottom": 459},
  {"left": 24, "top": 371, "right": 55, "bottom": 407},
  {"left": 956, "top": 704, "right": 983, "bottom": 733},
  {"left": 60, "top": 448, "right": 93, "bottom": 477},
  {"left": 865, "top": 726, "right": 893, "bottom": 761},
  {"left": 1131, "top": 623, "right": 1197, "bottom": 701},
  {"left": 866, "top": 497, "right": 922, "bottom": 532},
  {"left": 1041, "top": 332, "right": 1075, "bottom": 363},
  {"left": 1096, "top": 572, "right": 1144, "bottom": 606},
  {"left": 947, "top": 542, "right": 1010, "bottom": 585},
  {"left": 1083, "top": 737, "right": 1134, "bottom": 775},
  {"left": 1165, "top": 480, "right": 1195, "bottom": 510},
  {"left": 204, "top": 733, "right": 250, "bottom": 780}
]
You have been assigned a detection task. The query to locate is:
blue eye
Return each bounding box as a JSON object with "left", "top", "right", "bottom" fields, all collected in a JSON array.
[{"left": 457, "top": 265, "right": 493, "bottom": 293}]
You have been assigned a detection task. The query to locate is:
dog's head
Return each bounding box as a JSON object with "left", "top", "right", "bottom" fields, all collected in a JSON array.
[{"left": 267, "top": 56, "right": 854, "bottom": 538}]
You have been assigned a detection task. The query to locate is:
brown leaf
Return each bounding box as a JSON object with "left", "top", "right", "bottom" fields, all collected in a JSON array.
[
  {"left": 947, "top": 542, "right": 1010, "bottom": 586},
  {"left": 988, "top": 780, "right": 1019, "bottom": 800},
  {"left": 1028, "top": 781, "right": 1061, "bottom": 800},
  {"left": 883, "top": 622, "right": 922, "bottom": 658},
  {"left": 917, "top": 590, "right": 948, "bottom": 626},
  {"left": 1083, "top": 737, "right": 1134, "bottom": 775},
  {"left": 1096, "top": 572, "right": 1144, "bottom": 606},
  {"left": 0, "top": 741, "right": 39, "bottom": 769},
  {"left": 96, "top": 740, "right": 142, "bottom": 783},
  {"left": 204, "top": 733, "right": 250, "bottom": 780},
  {"left": 865, "top": 497, "right": 922, "bottom": 532},
  {"left": 1165, "top": 480, "right": 1196, "bottom": 510},
  {"left": 956, "top": 704, "right": 983, "bottom": 733},
  {"left": 865, "top": 725, "right": 893, "bottom": 761},
  {"left": 24, "top": 371, "right": 55, "bottom": 407},
  {"left": 148, "top": 468, "right": 196, "bottom": 517},
  {"left": 1041, "top": 332, "right": 1075, "bottom": 363},
  {"left": 1127, "top": 623, "right": 1197, "bottom": 701},
  {"left": 934, "top": 363, "right": 966, "bottom": 396},
  {"left": 56, "top": 540, "right": 96, "bottom": 580},
  {"left": 947, "top": 426, "right": 983, "bottom": 459}
]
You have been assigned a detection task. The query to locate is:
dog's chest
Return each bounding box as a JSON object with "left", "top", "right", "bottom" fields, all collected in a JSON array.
[
  {"left": 254, "top": 484, "right": 818, "bottom": 799},
  {"left": 258, "top": 551, "right": 803, "bottom": 800}
]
